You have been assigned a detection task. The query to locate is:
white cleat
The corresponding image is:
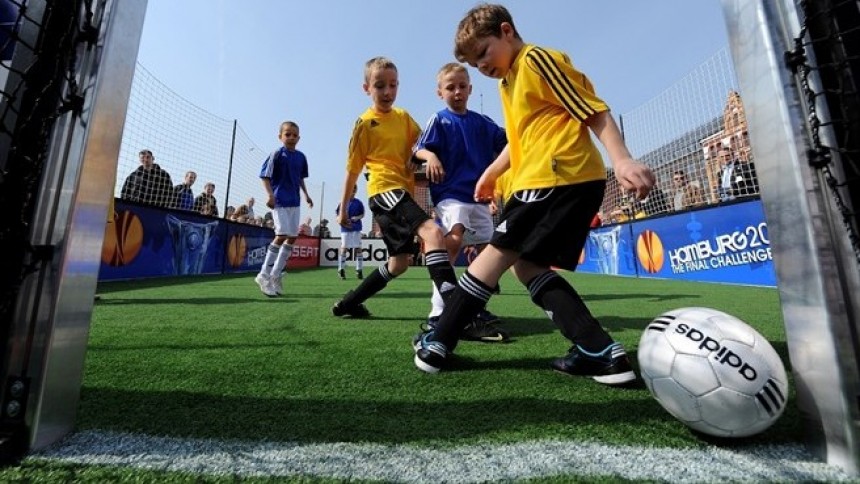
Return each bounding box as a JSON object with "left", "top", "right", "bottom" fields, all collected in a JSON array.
[
  {"left": 271, "top": 275, "right": 283, "bottom": 296},
  {"left": 255, "top": 273, "right": 278, "bottom": 297}
]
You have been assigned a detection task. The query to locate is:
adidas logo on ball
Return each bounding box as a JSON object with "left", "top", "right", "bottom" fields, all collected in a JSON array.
[{"left": 674, "top": 322, "right": 758, "bottom": 381}]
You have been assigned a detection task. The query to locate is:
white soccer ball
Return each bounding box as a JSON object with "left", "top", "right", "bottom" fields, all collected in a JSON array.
[{"left": 638, "top": 307, "right": 789, "bottom": 437}]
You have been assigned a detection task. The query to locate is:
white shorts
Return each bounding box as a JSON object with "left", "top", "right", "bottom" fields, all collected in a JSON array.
[
  {"left": 272, "top": 206, "right": 300, "bottom": 236},
  {"left": 435, "top": 198, "right": 494, "bottom": 245},
  {"left": 340, "top": 231, "right": 362, "bottom": 248}
]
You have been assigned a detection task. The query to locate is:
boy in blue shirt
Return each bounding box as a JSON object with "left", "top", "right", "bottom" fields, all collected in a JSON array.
[
  {"left": 414, "top": 62, "right": 509, "bottom": 343},
  {"left": 255, "top": 121, "right": 314, "bottom": 297},
  {"left": 335, "top": 184, "right": 365, "bottom": 279}
]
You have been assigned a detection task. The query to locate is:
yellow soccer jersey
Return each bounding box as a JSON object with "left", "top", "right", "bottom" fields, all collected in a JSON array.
[
  {"left": 346, "top": 106, "right": 421, "bottom": 197},
  {"left": 500, "top": 44, "right": 608, "bottom": 192}
]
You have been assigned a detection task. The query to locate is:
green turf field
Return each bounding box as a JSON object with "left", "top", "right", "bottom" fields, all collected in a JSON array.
[{"left": 3, "top": 268, "right": 843, "bottom": 482}]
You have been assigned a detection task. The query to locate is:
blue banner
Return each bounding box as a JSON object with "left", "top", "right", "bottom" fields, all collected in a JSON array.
[
  {"left": 578, "top": 224, "right": 639, "bottom": 277},
  {"left": 605, "top": 200, "right": 776, "bottom": 286},
  {"left": 100, "top": 201, "right": 228, "bottom": 280},
  {"left": 223, "top": 222, "right": 275, "bottom": 273}
]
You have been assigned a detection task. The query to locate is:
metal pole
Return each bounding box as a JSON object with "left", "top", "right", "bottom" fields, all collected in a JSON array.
[
  {"left": 318, "top": 181, "right": 324, "bottom": 233},
  {"left": 223, "top": 119, "right": 237, "bottom": 215}
]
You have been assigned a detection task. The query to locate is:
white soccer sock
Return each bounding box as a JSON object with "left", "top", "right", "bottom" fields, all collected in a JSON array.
[
  {"left": 355, "top": 252, "right": 363, "bottom": 272},
  {"left": 429, "top": 283, "right": 445, "bottom": 318},
  {"left": 273, "top": 243, "right": 293, "bottom": 276},
  {"left": 338, "top": 251, "right": 345, "bottom": 271},
  {"left": 260, "top": 243, "right": 280, "bottom": 276}
]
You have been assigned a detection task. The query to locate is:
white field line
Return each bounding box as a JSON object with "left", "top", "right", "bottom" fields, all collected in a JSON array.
[{"left": 32, "top": 430, "right": 855, "bottom": 483}]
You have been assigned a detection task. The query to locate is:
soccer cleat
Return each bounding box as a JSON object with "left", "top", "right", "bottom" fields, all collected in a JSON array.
[
  {"left": 413, "top": 331, "right": 448, "bottom": 374},
  {"left": 271, "top": 275, "right": 283, "bottom": 296},
  {"left": 461, "top": 318, "right": 510, "bottom": 343},
  {"left": 331, "top": 301, "right": 371, "bottom": 318},
  {"left": 474, "top": 309, "right": 501, "bottom": 325},
  {"left": 424, "top": 316, "right": 440, "bottom": 331},
  {"left": 551, "top": 342, "right": 637, "bottom": 385},
  {"left": 255, "top": 273, "right": 278, "bottom": 297},
  {"left": 338, "top": 268, "right": 346, "bottom": 280},
  {"left": 356, "top": 269, "right": 363, "bottom": 280}
]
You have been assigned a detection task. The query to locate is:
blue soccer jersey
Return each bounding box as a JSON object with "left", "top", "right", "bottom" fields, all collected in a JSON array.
[
  {"left": 335, "top": 198, "right": 365, "bottom": 233},
  {"left": 259, "top": 147, "right": 309, "bottom": 208},
  {"left": 414, "top": 108, "right": 506, "bottom": 205}
]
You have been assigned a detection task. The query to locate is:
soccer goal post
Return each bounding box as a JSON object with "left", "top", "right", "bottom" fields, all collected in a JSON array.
[
  {"left": 0, "top": 0, "right": 147, "bottom": 460},
  {"left": 721, "top": 0, "right": 860, "bottom": 474}
]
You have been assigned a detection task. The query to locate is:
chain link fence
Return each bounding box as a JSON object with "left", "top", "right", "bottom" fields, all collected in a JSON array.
[{"left": 601, "top": 47, "right": 760, "bottom": 225}]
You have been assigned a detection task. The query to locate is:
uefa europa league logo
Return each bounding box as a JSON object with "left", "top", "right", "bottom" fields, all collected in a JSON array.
[{"left": 166, "top": 215, "right": 219, "bottom": 275}]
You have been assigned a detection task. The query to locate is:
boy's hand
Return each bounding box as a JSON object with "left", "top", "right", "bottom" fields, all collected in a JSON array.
[
  {"left": 305, "top": 195, "right": 314, "bottom": 209},
  {"left": 337, "top": 212, "right": 350, "bottom": 227},
  {"left": 614, "top": 158, "right": 655, "bottom": 200},
  {"left": 474, "top": 170, "right": 499, "bottom": 203},
  {"left": 425, "top": 154, "right": 446, "bottom": 184},
  {"left": 266, "top": 194, "right": 276, "bottom": 209}
]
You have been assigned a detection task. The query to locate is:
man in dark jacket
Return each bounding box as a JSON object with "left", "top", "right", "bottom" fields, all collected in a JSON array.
[
  {"left": 173, "top": 170, "right": 197, "bottom": 211},
  {"left": 121, "top": 149, "right": 175, "bottom": 208}
]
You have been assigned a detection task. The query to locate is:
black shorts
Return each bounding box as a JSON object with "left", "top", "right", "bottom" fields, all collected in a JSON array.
[
  {"left": 369, "top": 189, "right": 430, "bottom": 256},
  {"left": 491, "top": 180, "right": 605, "bottom": 269}
]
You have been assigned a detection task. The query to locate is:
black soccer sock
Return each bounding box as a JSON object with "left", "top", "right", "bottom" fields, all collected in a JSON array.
[
  {"left": 527, "top": 270, "right": 613, "bottom": 352},
  {"left": 340, "top": 264, "right": 395, "bottom": 307},
  {"left": 433, "top": 271, "right": 492, "bottom": 352},
  {"left": 424, "top": 249, "right": 457, "bottom": 302}
]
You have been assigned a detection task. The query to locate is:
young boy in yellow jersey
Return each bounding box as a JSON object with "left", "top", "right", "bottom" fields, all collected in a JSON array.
[
  {"left": 331, "top": 56, "right": 457, "bottom": 318},
  {"left": 414, "top": 4, "right": 655, "bottom": 385}
]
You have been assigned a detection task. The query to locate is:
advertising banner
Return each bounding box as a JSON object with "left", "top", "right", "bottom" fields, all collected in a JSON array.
[
  {"left": 577, "top": 224, "right": 640, "bottom": 277},
  {"left": 99, "top": 200, "right": 316, "bottom": 280},
  {"left": 223, "top": 228, "right": 318, "bottom": 273},
  {"left": 626, "top": 201, "right": 775, "bottom": 286},
  {"left": 319, "top": 238, "right": 390, "bottom": 267},
  {"left": 100, "top": 201, "right": 226, "bottom": 280}
]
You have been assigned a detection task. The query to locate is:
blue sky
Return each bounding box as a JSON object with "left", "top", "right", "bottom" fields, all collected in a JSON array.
[{"left": 137, "top": 0, "right": 730, "bottom": 223}]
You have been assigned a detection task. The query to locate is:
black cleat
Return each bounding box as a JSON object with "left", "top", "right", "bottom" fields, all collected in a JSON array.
[
  {"left": 474, "top": 309, "right": 501, "bottom": 325},
  {"left": 461, "top": 318, "right": 510, "bottom": 343},
  {"left": 331, "top": 301, "right": 371, "bottom": 318},
  {"left": 356, "top": 270, "right": 363, "bottom": 280},
  {"left": 338, "top": 269, "right": 346, "bottom": 280},
  {"left": 552, "top": 343, "right": 636, "bottom": 386}
]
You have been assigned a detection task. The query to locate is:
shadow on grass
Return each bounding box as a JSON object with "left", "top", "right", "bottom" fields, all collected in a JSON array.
[
  {"left": 76, "top": 386, "right": 656, "bottom": 444},
  {"left": 76, "top": 382, "right": 802, "bottom": 448},
  {"left": 98, "top": 297, "right": 303, "bottom": 305},
  {"left": 583, "top": 292, "right": 700, "bottom": 303}
]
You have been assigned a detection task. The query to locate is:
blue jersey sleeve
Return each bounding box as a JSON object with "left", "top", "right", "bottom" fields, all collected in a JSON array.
[{"left": 414, "top": 114, "right": 444, "bottom": 154}]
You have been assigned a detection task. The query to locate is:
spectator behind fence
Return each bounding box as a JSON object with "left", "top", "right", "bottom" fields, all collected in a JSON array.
[
  {"left": 247, "top": 197, "right": 256, "bottom": 219},
  {"left": 120, "top": 149, "right": 175, "bottom": 208},
  {"left": 639, "top": 185, "right": 668, "bottom": 217},
  {"left": 232, "top": 204, "right": 251, "bottom": 223},
  {"left": 718, "top": 149, "right": 758, "bottom": 202},
  {"left": 199, "top": 200, "right": 216, "bottom": 216},
  {"left": 671, "top": 170, "right": 705, "bottom": 210},
  {"left": 313, "top": 218, "right": 332, "bottom": 238},
  {"left": 224, "top": 205, "right": 235, "bottom": 220},
  {"left": 173, "top": 170, "right": 197, "bottom": 211},
  {"left": 298, "top": 216, "right": 312, "bottom": 236},
  {"left": 194, "top": 182, "right": 219, "bottom": 217}
]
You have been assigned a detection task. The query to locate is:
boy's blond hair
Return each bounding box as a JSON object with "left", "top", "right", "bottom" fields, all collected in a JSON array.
[
  {"left": 364, "top": 56, "right": 398, "bottom": 82},
  {"left": 436, "top": 62, "right": 469, "bottom": 85},
  {"left": 454, "top": 3, "right": 521, "bottom": 62}
]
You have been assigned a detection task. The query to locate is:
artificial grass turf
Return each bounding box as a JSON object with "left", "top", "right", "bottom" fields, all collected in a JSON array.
[{"left": 75, "top": 268, "right": 799, "bottom": 450}]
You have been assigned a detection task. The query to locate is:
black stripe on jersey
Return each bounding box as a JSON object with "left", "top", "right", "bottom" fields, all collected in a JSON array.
[{"left": 527, "top": 47, "right": 596, "bottom": 121}]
